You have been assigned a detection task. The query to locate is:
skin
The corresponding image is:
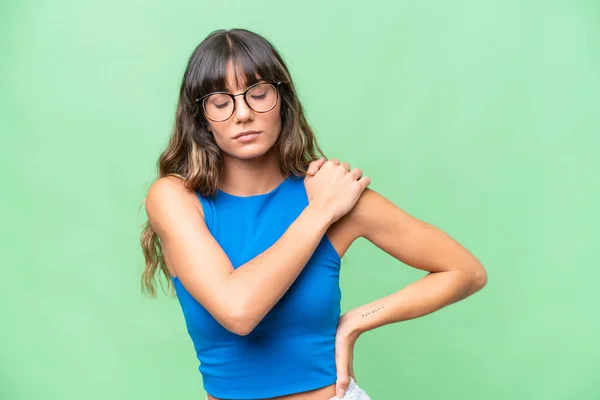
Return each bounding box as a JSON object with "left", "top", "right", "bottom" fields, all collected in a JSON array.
[
  {"left": 205, "top": 59, "right": 285, "bottom": 198},
  {"left": 148, "top": 60, "right": 487, "bottom": 400}
]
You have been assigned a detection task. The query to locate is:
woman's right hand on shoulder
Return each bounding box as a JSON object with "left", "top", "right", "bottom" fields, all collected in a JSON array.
[{"left": 304, "top": 157, "right": 371, "bottom": 223}]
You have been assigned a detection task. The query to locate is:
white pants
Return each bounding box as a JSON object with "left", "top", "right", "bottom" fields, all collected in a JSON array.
[
  {"left": 328, "top": 377, "right": 371, "bottom": 400},
  {"left": 204, "top": 377, "right": 372, "bottom": 400}
]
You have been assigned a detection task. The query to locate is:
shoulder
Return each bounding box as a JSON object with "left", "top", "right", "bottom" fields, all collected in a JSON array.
[
  {"left": 324, "top": 188, "right": 386, "bottom": 256},
  {"left": 145, "top": 176, "right": 204, "bottom": 222},
  {"left": 339, "top": 187, "right": 407, "bottom": 240}
]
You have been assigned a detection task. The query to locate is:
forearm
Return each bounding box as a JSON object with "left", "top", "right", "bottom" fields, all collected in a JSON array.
[
  {"left": 225, "top": 203, "right": 333, "bottom": 333},
  {"left": 340, "top": 270, "right": 485, "bottom": 338}
]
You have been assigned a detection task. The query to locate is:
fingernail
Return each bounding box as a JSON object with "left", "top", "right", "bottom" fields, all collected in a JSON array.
[{"left": 337, "top": 388, "right": 345, "bottom": 398}]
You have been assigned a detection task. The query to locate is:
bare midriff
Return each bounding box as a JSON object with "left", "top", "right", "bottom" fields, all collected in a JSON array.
[{"left": 207, "top": 382, "right": 336, "bottom": 400}]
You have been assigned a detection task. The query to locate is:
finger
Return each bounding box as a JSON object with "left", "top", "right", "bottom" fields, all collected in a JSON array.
[
  {"left": 349, "top": 350, "right": 356, "bottom": 382},
  {"left": 358, "top": 176, "right": 371, "bottom": 189},
  {"left": 336, "top": 374, "right": 349, "bottom": 399},
  {"left": 335, "top": 345, "right": 349, "bottom": 398},
  {"left": 328, "top": 157, "right": 340, "bottom": 165},
  {"left": 349, "top": 167, "right": 363, "bottom": 180},
  {"left": 309, "top": 157, "right": 326, "bottom": 174},
  {"left": 340, "top": 162, "right": 351, "bottom": 172},
  {"left": 306, "top": 157, "right": 326, "bottom": 175}
]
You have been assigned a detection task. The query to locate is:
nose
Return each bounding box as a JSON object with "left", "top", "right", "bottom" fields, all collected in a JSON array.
[{"left": 232, "top": 95, "right": 254, "bottom": 122}]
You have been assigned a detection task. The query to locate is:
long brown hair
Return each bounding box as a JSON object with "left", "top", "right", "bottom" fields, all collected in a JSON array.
[{"left": 140, "top": 28, "right": 326, "bottom": 296}]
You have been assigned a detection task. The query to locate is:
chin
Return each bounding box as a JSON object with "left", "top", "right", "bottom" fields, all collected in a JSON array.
[
  {"left": 235, "top": 136, "right": 279, "bottom": 160},
  {"left": 229, "top": 144, "right": 273, "bottom": 161}
]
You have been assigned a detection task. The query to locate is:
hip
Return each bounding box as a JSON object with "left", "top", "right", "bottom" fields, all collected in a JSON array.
[{"left": 206, "top": 377, "right": 371, "bottom": 400}]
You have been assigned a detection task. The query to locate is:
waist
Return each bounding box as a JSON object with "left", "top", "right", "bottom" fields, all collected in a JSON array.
[{"left": 207, "top": 382, "right": 337, "bottom": 400}]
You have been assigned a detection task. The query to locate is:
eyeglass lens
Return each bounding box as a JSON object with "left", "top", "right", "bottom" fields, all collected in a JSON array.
[{"left": 203, "top": 83, "right": 278, "bottom": 121}]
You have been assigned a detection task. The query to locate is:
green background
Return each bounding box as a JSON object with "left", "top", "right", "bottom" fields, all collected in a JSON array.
[{"left": 2, "top": 1, "right": 599, "bottom": 399}]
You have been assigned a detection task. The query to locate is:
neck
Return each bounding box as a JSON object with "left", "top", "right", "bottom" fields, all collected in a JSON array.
[{"left": 219, "top": 149, "right": 286, "bottom": 196}]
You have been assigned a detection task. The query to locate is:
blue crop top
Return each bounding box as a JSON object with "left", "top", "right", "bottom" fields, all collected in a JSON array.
[{"left": 171, "top": 174, "right": 342, "bottom": 399}]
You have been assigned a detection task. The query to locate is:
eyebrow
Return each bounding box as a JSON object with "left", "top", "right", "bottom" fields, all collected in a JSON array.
[{"left": 217, "top": 78, "right": 266, "bottom": 94}]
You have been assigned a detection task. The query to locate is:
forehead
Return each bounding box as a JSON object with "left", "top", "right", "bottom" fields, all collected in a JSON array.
[{"left": 223, "top": 59, "right": 263, "bottom": 92}]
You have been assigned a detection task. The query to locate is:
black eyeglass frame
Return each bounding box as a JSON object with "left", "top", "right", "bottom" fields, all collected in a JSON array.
[{"left": 195, "top": 81, "right": 285, "bottom": 122}]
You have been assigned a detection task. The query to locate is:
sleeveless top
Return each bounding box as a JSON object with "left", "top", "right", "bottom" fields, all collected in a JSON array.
[{"left": 171, "top": 174, "right": 342, "bottom": 399}]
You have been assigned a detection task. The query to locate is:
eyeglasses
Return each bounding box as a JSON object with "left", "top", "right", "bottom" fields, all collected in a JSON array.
[{"left": 195, "top": 81, "right": 283, "bottom": 122}]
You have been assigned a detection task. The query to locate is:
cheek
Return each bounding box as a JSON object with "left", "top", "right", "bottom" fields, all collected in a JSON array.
[
  {"left": 265, "top": 106, "right": 282, "bottom": 133},
  {"left": 210, "top": 131, "right": 229, "bottom": 149}
]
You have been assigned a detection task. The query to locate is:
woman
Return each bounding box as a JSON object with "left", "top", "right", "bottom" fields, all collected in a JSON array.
[{"left": 141, "top": 28, "right": 487, "bottom": 400}]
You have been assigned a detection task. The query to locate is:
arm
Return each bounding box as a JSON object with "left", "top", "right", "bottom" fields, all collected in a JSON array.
[
  {"left": 146, "top": 158, "right": 369, "bottom": 336},
  {"left": 337, "top": 188, "right": 487, "bottom": 338},
  {"left": 145, "top": 177, "right": 333, "bottom": 336}
]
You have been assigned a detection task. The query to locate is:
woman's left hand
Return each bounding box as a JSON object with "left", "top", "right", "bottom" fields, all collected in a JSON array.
[{"left": 334, "top": 313, "right": 361, "bottom": 398}]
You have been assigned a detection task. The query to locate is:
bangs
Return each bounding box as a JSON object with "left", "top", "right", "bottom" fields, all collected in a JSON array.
[{"left": 198, "top": 37, "right": 280, "bottom": 97}]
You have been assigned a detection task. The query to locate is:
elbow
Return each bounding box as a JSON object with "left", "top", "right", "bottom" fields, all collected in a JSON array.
[
  {"left": 225, "top": 304, "right": 257, "bottom": 337},
  {"left": 228, "top": 319, "right": 254, "bottom": 337},
  {"left": 454, "top": 262, "right": 487, "bottom": 296},
  {"left": 470, "top": 263, "right": 488, "bottom": 291}
]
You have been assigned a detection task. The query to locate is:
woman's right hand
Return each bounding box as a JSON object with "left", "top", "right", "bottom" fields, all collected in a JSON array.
[{"left": 304, "top": 157, "right": 371, "bottom": 224}]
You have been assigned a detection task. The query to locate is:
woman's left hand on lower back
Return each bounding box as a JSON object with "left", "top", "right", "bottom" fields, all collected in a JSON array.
[{"left": 334, "top": 313, "right": 361, "bottom": 398}]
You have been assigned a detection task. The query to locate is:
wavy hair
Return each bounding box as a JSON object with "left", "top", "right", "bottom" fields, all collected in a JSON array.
[{"left": 140, "top": 28, "right": 326, "bottom": 296}]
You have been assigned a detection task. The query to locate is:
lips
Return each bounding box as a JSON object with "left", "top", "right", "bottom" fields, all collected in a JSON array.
[{"left": 233, "top": 130, "right": 260, "bottom": 139}]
